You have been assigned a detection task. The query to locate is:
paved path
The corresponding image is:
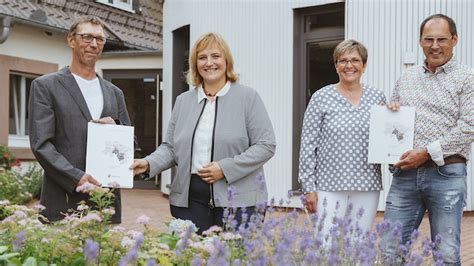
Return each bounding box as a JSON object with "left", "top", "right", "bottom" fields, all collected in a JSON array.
[{"left": 121, "top": 189, "right": 474, "bottom": 265}]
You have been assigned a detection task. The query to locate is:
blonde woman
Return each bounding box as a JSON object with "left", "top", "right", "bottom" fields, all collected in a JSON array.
[{"left": 131, "top": 33, "right": 276, "bottom": 234}]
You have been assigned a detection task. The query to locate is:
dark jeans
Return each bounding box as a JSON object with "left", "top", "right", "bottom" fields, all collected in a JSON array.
[{"left": 170, "top": 174, "right": 260, "bottom": 234}]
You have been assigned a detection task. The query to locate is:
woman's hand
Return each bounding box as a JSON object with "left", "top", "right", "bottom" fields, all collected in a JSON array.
[
  {"left": 386, "top": 102, "right": 400, "bottom": 111},
  {"left": 129, "top": 159, "right": 150, "bottom": 175},
  {"left": 197, "top": 162, "right": 224, "bottom": 184},
  {"left": 91, "top": 116, "right": 116, "bottom": 124},
  {"left": 305, "top": 192, "right": 318, "bottom": 214}
]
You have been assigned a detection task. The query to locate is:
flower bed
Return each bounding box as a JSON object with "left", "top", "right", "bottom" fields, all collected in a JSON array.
[
  {"left": 0, "top": 185, "right": 443, "bottom": 265},
  {"left": 0, "top": 146, "right": 42, "bottom": 207}
]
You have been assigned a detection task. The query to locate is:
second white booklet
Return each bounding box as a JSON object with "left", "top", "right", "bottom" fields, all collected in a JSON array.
[
  {"left": 86, "top": 122, "right": 134, "bottom": 188},
  {"left": 368, "top": 105, "right": 416, "bottom": 164}
]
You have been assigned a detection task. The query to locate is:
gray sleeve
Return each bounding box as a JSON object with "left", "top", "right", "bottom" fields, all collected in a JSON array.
[
  {"left": 218, "top": 91, "right": 276, "bottom": 184},
  {"left": 144, "top": 95, "right": 180, "bottom": 176},
  {"left": 28, "top": 79, "right": 83, "bottom": 193}
]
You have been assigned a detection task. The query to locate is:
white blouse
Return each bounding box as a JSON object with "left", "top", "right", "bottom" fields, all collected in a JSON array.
[{"left": 191, "top": 81, "right": 231, "bottom": 174}]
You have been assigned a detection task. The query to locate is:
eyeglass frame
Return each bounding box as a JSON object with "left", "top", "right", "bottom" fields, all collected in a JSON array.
[
  {"left": 336, "top": 58, "right": 363, "bottom": 66},
  {"left": 420, "top": 35, "right": 453, "bottom": 47},
  {"left": 73, "top": 33, "right": 107, "bottom": 45}
]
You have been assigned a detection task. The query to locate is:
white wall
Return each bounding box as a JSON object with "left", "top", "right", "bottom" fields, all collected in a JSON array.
[
  {"left": 163, "top": 0, "right": 473, "bottom": 209},
  {"left": 0, "top": 24, "right": 71, "bottom": 68},
  {"left": 96, "top": 55, "right": 163, "bottom": 76}
]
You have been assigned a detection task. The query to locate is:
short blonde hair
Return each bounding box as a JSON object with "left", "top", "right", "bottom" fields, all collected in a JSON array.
[
  {"left": 333, "top": 39, "right": 368, "bottom": 65},
  {"left": 187, "top": 32, "right": 239, "bottom": 86},
  {"left": 68, "top": 16, "right": 106, "bottom": 35}
]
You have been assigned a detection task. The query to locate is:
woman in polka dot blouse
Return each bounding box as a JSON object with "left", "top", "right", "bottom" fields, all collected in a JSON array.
[{"left": 298, "top": 39, "right": 386, "bottom": 237}]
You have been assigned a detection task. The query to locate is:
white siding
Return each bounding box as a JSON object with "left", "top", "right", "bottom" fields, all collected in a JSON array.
[
  {"left": 163, "top": 0, "right": 473, "bottom": 209},
  {"left": 346, "top": 0, "right": 473, "bottom": 210}
]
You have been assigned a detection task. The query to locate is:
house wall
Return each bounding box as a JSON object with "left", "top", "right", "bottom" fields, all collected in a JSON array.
[{"left": 163, "top": 0, "right": 473, "bottom": 210}]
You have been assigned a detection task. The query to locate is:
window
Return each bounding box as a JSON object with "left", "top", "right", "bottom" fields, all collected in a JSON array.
[
  {"left": 9, "top": 74, "right": 35, "bottom": 147},
  {"left": 96, "top": 0, "right": 134, "bottom": 13}
]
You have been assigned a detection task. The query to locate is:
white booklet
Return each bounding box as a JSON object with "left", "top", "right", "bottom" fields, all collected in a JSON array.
[
  {"left": 368, "top": 105, "right": 416, "bottom": 164},
  {"left": 86, "top": 122, "right": 134, "bottom": 188}
]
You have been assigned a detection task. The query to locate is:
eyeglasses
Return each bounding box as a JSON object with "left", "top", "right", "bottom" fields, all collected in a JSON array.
[
  {"left": 420, "top": 36, "right": 452, "bottom": 47},
  {"left": 73, "top": 33, "right": 106, "bottom": 45},
  {"left": 337, "top": 58, "right": 362, "bottom": 66}
]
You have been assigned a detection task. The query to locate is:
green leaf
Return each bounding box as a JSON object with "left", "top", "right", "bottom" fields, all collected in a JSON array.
[
  {"left": 0, "top": 252, "right": 20, "bottom": 260},
  {"left": 22, "top": 257, "right": 37, "bottom": 266},
  {"left": 159, "top": 234, "right": 178, "bottom": 250},
  {"left": 0, "top": 246, "right": 7, "bottom": 254},
  {"left": 158, "top": 255, "right": 173, "bottom": 266},
  {"left": 69, "top": 256, "right": 85, "bottom": 266}
]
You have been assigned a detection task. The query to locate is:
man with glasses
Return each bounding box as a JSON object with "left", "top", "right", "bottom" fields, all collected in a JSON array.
[
  {"left": 29, "top": 16, "right": 131, "bottom": 223},
  {"left": 382, "top": 14, "right": 473, "bottom": 265}
]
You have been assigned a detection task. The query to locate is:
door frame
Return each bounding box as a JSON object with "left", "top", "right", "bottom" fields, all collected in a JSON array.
[{"left": 292, "top": 3, "right": 345, "bottom": 191}]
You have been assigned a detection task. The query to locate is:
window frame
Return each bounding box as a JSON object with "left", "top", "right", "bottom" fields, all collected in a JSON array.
[
  {"left": 8, "top": 73, "right": 37, "bottom": 148},
  {"left": 95, "top": 0, "right": 135, "bottom": 13},
  {"left": 0, "top": 55, "right": 58, "bottom": 160}
]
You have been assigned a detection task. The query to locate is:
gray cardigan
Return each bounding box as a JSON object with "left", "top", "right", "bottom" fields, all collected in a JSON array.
[{"left": 145, "top": 83, "right": 276, "bottom": 208}]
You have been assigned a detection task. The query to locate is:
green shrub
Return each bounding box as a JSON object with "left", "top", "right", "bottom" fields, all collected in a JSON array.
[{"left": 0, "top": 145, "right": 43, "bottom": 207}]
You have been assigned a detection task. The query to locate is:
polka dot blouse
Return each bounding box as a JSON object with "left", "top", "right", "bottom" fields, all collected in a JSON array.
[{"left": 298, "top": 84, "right": 386, "bottom": 193}]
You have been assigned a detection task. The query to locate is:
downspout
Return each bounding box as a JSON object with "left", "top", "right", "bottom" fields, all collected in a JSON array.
[{"left": 0, "top": 16, "right": 13, "bottom": 44}]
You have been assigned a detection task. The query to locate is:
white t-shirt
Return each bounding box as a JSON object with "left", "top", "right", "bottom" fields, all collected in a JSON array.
[{"left": 72, "top": 73, "right": 104, "bottom": 120}]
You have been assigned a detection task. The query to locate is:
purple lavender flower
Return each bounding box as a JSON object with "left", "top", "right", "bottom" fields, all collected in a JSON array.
[
  {"left": 174, "top": 225, "right": 194, "bottom": 255},
  {"left": 145, "top": 259, "right": 157, "bottom": 266},
  {"left": 191, "top": 255, "right": 202, "bottom": 266},
  {"left": 356, "top": 207, "right": 364, "bottom": 220},
  {"left": 410, "top": 229, "right": 420, "bottom": 242},
  {"left": 255, "top": 171, "right": 266, "bottom": 192},
  {"left": 12, "top": 231, "right": 26, "bottom": 251},
  {"left": 118, "top": 257, "right": 127, "bottom": 266},
  {"left": 83, "top": 239, "right": 99, "bottom": 262},
  {"left": 255, "top": 200, "right": 267, "bottom": 213},
  {"left": 408, "top": 253, "right": 424, "bottom": 265},
  {"left": 126, "top": 246, "right": 139, "bottom": 261},
  {"left": 421, "top": 238, "right": 434, "bottom": 257},
  {"left": 227, "top": 185, "right": 236, "bottom": 203},
  {"left": 207, "top": 238, "right": 229, "bottom": 265}
]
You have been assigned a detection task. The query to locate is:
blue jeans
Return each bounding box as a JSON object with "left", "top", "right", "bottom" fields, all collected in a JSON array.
[{"left": 382, "top": 163, "right": 467, "bottom": 265}]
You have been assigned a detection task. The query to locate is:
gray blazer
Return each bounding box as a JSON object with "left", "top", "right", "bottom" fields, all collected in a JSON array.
[
  {"left": 28, "top": 67, "right": 131, "bottom": 223},
  {"left": 145, "top": 83, "right": 276, "bottom": 208}
]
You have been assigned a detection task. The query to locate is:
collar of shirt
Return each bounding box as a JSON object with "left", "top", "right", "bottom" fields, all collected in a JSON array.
[
  {"left": 423, "top": 56, "right": 457, "bottom": 74},
  {"left": 197, "top": 81, "right": 231, "bottom": 103}
]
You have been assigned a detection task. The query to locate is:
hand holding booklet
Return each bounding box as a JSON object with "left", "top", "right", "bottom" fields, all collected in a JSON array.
[
  {"left": 86, "top": 122, "right": 134, "bottom": 188},
  {"left": 368, "top": 106, "right": 416, "bottom": 164}
]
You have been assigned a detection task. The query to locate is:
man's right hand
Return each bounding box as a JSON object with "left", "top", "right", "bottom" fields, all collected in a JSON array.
[
  {"left": 305, "top": 192, "right": 318, "bottom": 214},
  {"left": 76, "top": 174, "right": 101, "bottom": 193},
  {"left": 130, "top": 159, "right": 149, "bottom": 175},
  {"left": 386, "top": 102, "right": 400, "bottom": 111}
]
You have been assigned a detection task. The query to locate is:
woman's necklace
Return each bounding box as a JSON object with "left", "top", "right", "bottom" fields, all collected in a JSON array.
[{"left": 203, "top": 88, "right": 217, "bottom": 97}]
